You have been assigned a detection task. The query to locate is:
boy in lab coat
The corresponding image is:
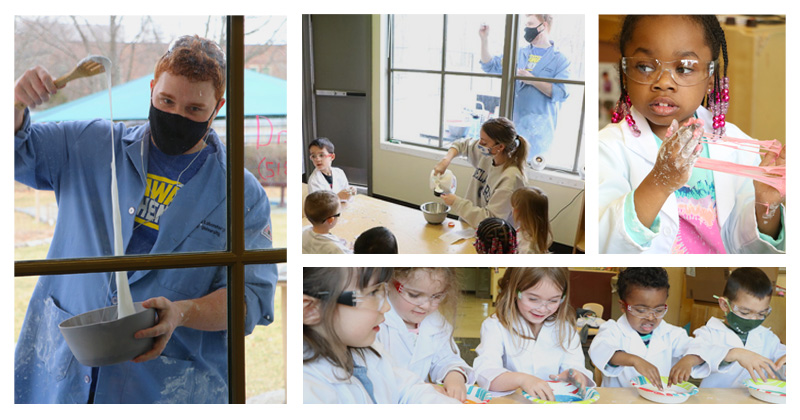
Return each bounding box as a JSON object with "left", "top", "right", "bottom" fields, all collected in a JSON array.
[
  {"left": 302, "top": 190, "right": 351, "bottom": 254},
  {"left": 684, "top": 268, "right": 786, "bottom": 387},
  {"left": 307, "top": 137, "right": 354, "bottom": 201},
  {"left": 589, "top": 267, "right": 696, "bottom": 388}
]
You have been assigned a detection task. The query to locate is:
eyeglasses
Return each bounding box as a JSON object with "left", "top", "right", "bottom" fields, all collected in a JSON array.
[
  {"left": 716, "top": 295, "right": 772, "bottom": 320},
  {"left": 393, "top": 280, "right": 445, "bottom": 307},
  {"left": 309, "top": 153, "right": 332, "bottom": 160},
  {"left": 314, "top": 282, "right": 389, "bottom": 311},
  {"left": 621, "top": 57, "right": 716, "bottom": 87},
  {"left": 326, "top": 213, "right": 341, "bottom": 220},
  {"left": 517, "top": 291, "right": 564, "bottom": 310},
  {"left": 623, "top": 302, "right": 668, "bottom": 319}
]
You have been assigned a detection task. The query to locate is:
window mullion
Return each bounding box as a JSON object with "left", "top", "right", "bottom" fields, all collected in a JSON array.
[{"left": 437, "top": 15, "right": 447, "bottom": 149}]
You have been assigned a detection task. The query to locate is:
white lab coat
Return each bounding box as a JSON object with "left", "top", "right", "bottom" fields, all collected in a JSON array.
[
  {"left": 303, "top": 342, "right": 461, "bottom": 404},
  {"left": 473, "top": 315, "right": 595, "bottom": 396},
  {"left": 599, "top": 105, "right": 784, "bottom": 254},
  {"left": 302, "top": 225, "right": 351, "bottom": 254},
  {"left": 376, "top": 304, "right": 476, "bottom": 386},
  {"left": 687, "top": 317, "right": 785, "bottom": 388},
  {"left": 588, "top": 315, "right": 693, "bottom": 387},
  {"left": 308, "top": 167, "right": 350, "bottom": 195}
]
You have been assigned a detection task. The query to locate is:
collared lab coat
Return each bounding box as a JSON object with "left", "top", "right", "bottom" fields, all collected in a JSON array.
[
  {"left": 303, "top": 342, "right": 460, "bottom": 404},
  {"left": 449, "top": 138, "right": 526, "bottom": 228},
  {"left": 14, "top": 111, "right": 276, "bottom": 403},
  {"left": 376, "top": 304, "right": 476, "bottom": 386},
  {"left": 599, "top": 105, "right": 785, "bottom": 254},
  {"left": 687, "top": 317, "right": 785, "bottom": 388},
  {"left": 307, "top": 166, "right": 350, "bottom": 194},
  {"left": 588, "top": 315, "right": 692, "bottom": 387},
  {"left": 473, "top": 315, "right": 595, "bottom": 396}
]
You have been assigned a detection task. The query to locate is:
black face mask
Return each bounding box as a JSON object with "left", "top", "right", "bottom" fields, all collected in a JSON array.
[
  {"left": 524, "top": 23, "right": 544, "bottom": 43},
  {"left": 148, "top": 103, "right": 216, "bottom": 155}
]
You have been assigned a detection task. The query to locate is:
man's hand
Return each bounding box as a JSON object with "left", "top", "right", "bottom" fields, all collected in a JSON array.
[{"left": 132, "top": 296, "right": 187, "bottom": 363}]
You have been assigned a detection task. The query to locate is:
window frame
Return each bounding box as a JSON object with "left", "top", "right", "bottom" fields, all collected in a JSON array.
[
  {"left": 13, "top": 16, "right": 287, "bottom": 404},
  {"left": 386, "top": 14, "right": 585, "bottom": 174}
]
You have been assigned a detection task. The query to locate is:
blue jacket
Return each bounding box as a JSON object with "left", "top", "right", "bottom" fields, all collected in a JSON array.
[
  {"left": 14, "top": 110, "right": 277, "bottom": 403},
  {"left": 482, "top": 42, "right": 571, "bottom": 158}
]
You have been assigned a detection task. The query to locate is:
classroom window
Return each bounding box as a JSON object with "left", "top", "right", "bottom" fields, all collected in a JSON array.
[
  {"left": 13, "top": 16, "right": 286, "bottom": 404},
  {"left": 388, "top": 14, "right": 585, "bottom": 174}
]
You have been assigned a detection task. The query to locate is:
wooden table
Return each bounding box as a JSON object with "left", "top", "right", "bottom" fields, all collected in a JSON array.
[
  {"left": 302, "top": 184, "right": 476, "bottom": 254},
  {"left": 489, "top": 387, "right": 770, "bottom": 404}
]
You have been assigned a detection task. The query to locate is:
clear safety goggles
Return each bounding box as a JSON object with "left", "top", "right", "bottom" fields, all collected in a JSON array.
[
  {"left": 623, "top": 302, "right": 668, "bottom": 319},
  {"left": 517, "top": 291, "right": 565, "bottom": 310},
  {"left": 309, "top": 153, "right": 332, "bottom": 160},
  {"left": 715, "top": 295, "right": 772, "bottom": 320},
  {"left": 621, "top": 57, "right": 716, "bottom": 87},
  {"left": 393, "top": 281, "right": 445, "bottom": 307},
  {"left": 314, "top": 282, "right": 389, "bottom": 311}
]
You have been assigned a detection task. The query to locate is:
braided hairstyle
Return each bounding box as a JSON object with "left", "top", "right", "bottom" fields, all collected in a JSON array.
[
  {"left": 474, "top": 217, "right": 518, "bottom": 254},
  {"left": 613, "top": 15, "right": 730, "bottom": 135}
]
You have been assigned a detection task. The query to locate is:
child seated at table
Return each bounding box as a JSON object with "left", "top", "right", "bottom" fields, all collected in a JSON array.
[
  {"left": 473, "top": 217, "right": 517, "bottom": 254},
  {"left": 354, "top": 226, "right": 398, "bottom": 254},
  {"left": 302, "top": 190, "right": 351, "bottom": 254},
  {"left": 511, "top": 186, "right": 552, "bottom": 254},
  {"left": 307, "top": 137, "right": 354, "bottom": 202},
  {"left": 683, "top": 267, "right": 786, "bottom": 387},
  {"left": 588, "top": 267, "right": 695, "bottom": 389}
]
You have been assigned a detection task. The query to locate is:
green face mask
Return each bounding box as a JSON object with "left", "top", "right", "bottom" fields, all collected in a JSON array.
[{"left": 725, "top": 310, "right": 765, "bottom": 335}]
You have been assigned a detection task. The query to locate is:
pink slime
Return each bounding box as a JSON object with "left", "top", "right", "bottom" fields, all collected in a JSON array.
[{"left": 694, "top": 133, "right": 786, "bottom": 196}]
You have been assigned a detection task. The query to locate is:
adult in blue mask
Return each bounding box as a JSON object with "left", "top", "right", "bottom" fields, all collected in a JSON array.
[
  {"left": 479, "top": 15, "right": 571, "bottom": 161},
  {"left": 14, "top": 35, "right": 277, "bottom": 403}
]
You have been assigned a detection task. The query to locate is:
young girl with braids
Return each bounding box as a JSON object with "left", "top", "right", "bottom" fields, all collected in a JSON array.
[
  {"left": 474, "top": 217, "right": 518, "bottom": 254},
  {"left": 434, "top": 117, "right": 528, "bottom": 228},
  {"left": 511, "top": 186, "right": 553, "bottom": 253},
  {"left": 473, "top": 267, "right": 595, "bottom": 400},
  {"left": 599, "top": 15, "right": 785, "bottom": 254}
]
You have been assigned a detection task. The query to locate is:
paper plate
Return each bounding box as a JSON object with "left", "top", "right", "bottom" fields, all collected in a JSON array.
[
  {"left": 464, "top": 385, "right": 491, "bottom": 404},
  {"left": 522, "top": 381, "right": 600, "bottom": 404},
  {"left": 743, "top": 378, "right": 786, "bottom": 404},
  {"left": 630, "top": 376, "right": 698, "bottom": 404}
]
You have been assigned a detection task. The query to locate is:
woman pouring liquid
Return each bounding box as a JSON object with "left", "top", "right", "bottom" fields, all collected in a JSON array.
[{"left": 434, "top": 117, "right": 529, "bottom": 228}]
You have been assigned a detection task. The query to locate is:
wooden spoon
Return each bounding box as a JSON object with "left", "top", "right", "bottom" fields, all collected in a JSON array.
[{"left": 15, "top": 55, "right": 109, "bottom": 110}]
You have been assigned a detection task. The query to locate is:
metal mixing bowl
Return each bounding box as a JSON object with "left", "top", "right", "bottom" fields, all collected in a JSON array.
[{"left": 420, "top": 202, "right": 451, "bottom": 224}]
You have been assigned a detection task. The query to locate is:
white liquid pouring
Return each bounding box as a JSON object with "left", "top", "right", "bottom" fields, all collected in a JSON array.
[{"left": 93, "top": 55, "right": 136, "bottom": 319}]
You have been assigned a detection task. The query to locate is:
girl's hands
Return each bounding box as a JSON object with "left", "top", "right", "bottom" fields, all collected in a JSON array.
[
  {"left": 550, "top": 368, "right": 590, "bottom": 398},
  {"left": 442, "top": 370, "right": 468, "bottom": 402},
  {"left": 433, "top": 158, "right": 450, "bottom": 176},
  {"left": 440, "top": 193, "right": 458, "bottom": 206},
  {"left": 521, "top": 374, "right": 555, "bottom": 401},
  {"left": 650, "top": 118, "right": 705, "bottom": 194}
]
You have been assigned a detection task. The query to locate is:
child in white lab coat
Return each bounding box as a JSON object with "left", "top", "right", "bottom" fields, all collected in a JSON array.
[
  {"left": 307, "top": 137, "right": 355, "bottom": 202},
  {"left": 376, "top": 268, "right": 475, "bottom": 402},
  {"left": 683, "top": 267, "right": 786, "bottom": 387},
  {"left": 302, "top": 190, "right": 351, "bottom": 254},
  {"left": 511, "top": 186, "right": 552, "bottom": 254},
  {"left": 589, "top": 267, "right": 696, "bottom": 388},
  {"left": 473, "top": 267, "right": 595, "bottom": 401},
  {"left": 303, "top": 267, "right": 460, "bottom": 404}
]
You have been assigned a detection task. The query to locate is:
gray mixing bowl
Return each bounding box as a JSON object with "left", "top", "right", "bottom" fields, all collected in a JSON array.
[
  {"left": 420, "top": 202, "right": 451, "bottom": 224},
  {"left": 59, "top": 302, "right": 156, "bottom": 366}
]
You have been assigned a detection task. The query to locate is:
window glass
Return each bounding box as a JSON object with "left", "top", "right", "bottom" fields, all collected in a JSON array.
[
  {"left": 246, "top": 262, "right": 286, "bottom": 402},
  {"left": 440, "top": 74, "right": 502, "bottom": 147},
  {"left": 444, "top": 14, "right": 506, "bottom": 73},
  {"left": 390, "top": 71, "right": 441, "bottom": 146},
  {"left": 243, "top": 16, "right": 288, "bottom": 250},
  {"left": 14, "top": 16, "right": 230, "bottom": 260},
  {"left": 391, "top": 15, "right": 443, "bottom": 71},
  {"left": 14, "top": 267, "right": 233, "bottom": 403}
]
